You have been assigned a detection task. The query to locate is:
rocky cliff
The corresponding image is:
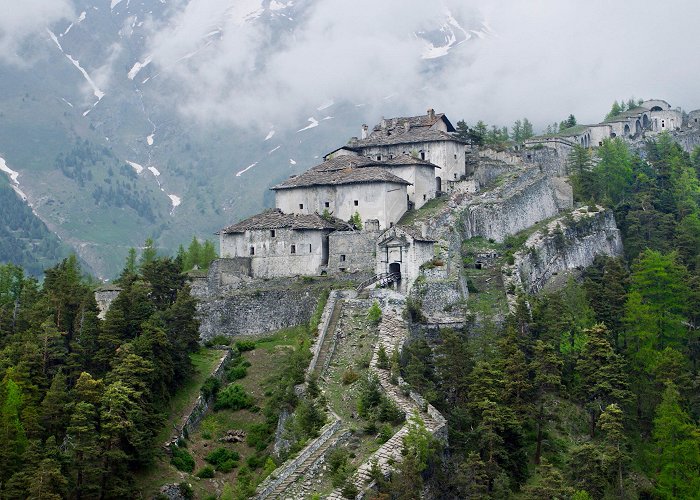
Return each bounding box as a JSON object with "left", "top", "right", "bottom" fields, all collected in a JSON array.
[{"left": 503, "top": 206, "right": 623, "bottom": 297}]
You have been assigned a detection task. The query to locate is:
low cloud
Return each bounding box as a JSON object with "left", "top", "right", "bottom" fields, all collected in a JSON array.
[
  {"left": 0, "top": 0, "right": 74, "bottom": 65},
  {"left": 143, "top": 0, "right": 700, "bottom": 133}
]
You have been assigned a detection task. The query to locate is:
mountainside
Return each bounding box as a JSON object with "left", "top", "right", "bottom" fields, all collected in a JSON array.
[{"left": 0, "top": 0, "right": 489, "bottom": 279}]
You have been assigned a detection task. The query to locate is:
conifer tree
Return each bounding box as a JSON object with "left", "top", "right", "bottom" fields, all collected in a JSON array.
[{"left": 599, "top": 403, "right": 628, "bottom": 497}]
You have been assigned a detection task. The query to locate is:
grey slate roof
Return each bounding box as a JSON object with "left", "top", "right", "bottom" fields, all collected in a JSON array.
[
  {"left": 349, "top": 127, "right": 465, "bottom": 148},
  {"left": 219, "top": 209, "right": 341, "bottom": 234},
  {"left": 272, "top": 159, "right": 411, "bottom": 190},
  {"left": 382, "top": 154, "right": 441, "bottom": 169}
]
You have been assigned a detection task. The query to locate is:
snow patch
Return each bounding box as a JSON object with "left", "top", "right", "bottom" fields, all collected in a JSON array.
[
  {"left": 62, "top": 23, "right": 73, "bottom": 36},
  {"left": 61, "top": 98, "right": 73, "bottom": 108},
  {"left": 270, "top": 0, "right": 293, "bottom": 11},
  {"left": 264, "top": 129, "right": 275, "bottom": 141},
  {"left": 0, "top": 157, "right": 28, "bottom": 201},
  {"left": 268, "top": 145, "right": 281, "bottom": 154},
  {"left": 78, "top": 11, "right": 86, "bottom": 22},
  {"left": 289, "top": 158, "right": 296, "bottom": 165},
  {"left": 128, "top": 56, "right": 152, "bottom": 80},
  {"left": 111, "top": 0, "right": 124, "bottom": 10},
  {"left": 297, "top": 117, "right": 319, "bottom": 132},
  {"left": 126, "top": 161, "right": 143, "bottom": 174},
  {"left": 317, "top": 100, "right": 334, "bottom": 111},
  {"left": 148, "top": 166, "right": 160, "bottom": 176},
  {"left": 147, "top": 134, "right": 154, "bottom": 146},
  {"left": 47, "top": 30, "right": 105, "bottom": 103},
  {"left": 322, "top": 116, "right": 334, "bottom": 121},
  {"left": 168, "top": 194, "right": 181, "bottom": 208},
  {"left": 227, "top": 0, "right": 264, "bottom": 26},
  {"left": 236, "top": 162, "right": 257, "bottom": 177}
]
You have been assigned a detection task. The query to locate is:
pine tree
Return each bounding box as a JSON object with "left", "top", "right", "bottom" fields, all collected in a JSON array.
[
  {"left": 138, "top": 238, "right": 157, "bottom": 270},
  {"left": 531, "top": 340, "right": 562, "bottom": 464},
  {"left": 0, "top": 376, "right": 28, "bottom": 483},
  {"left": 521, "top": 118, "right": 534, "bottom": 140},
  {"left": 200, "top": 240, "right": 218, "bottom": 269},
  {"left": 652, "top": 383, "right": 700, "bottom": 498},
  {"left": 599, "top": 403, "right": 628, "bottom": 497},
  {"left": 184, "top": 237, "right": 201, "bottom": 272},
  {"left": 40, "top": 371, "right": 69, "bottom": 438},
  {"left": 577, "top": 324, "right": 630, "bottom": 437}
]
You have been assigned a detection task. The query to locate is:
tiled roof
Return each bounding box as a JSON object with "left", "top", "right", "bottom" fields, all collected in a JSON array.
[
  {"left": 219, "top": 209, "right": 342, "bottom": 234},
  {"left": 272, "top": 161, "right": 411, "bottom": 190},
  {"left": 349, "top": 128, "right": 465, "bottom": 148},
  {"left": 382, "top": 154, "right": 441, "bottom": 169}
]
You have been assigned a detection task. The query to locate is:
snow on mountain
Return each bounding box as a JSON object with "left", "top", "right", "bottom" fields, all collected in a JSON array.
[
  {"left": 418, "top": 9, "right": 488, "bottom": 60},
  {"left": 236, "top": 162, "right": 257, "bottom": 176},
  {"left": 168, "top": 194, "right": 181, "bottom": 208},
  {"left": 0, "top": 157, "right": 28, "bottom": 201},
  {"left": 297, "top": 117, "right": 319, "bottom": 132},
  {"left": 148, "top": 166, "right": 160, "bottom": 176},
  {"left": 265, "top": 129, "right": 275, "bottom": 140},
  {"left": 126, "top": 161, "right": 144, "bottom": 174},
  {"left": 128, "top": 56, "right": 153, "bottom": 80},
  {"left": 47, "top": 29, "right": 105, "bottom": 103}
]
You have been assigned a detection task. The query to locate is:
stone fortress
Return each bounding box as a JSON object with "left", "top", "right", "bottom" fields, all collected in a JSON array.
[{"left": 187, "top": 99, "right": 700, "bottom": 339}]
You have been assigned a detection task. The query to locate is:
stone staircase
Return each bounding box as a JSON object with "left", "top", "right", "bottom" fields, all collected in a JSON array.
[
  {"left": 255, "top": 414, "right": 344, "bottom": 500},
  {"left": 327, "top": 310, "right": 447, "bottom": 499}
]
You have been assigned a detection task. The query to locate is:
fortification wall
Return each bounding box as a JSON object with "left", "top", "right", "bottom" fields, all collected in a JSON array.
[
  {"left": 461, "top": 171, "right": 569, "bottom": 242},
  {"left": 197, "top": 285, "right": 324, "bottom": 341},
  {"left": 327, "top": 230, "right": 379, "bottom": 274}
]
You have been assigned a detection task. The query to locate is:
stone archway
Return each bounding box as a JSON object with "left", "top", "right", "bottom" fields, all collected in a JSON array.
[
  {"left": 624, "top": 123, "right": 631, "bottom": 136},
  {"left": 642, "top": 114, "right": 650, "bottom": 129},
  {"left": 635, "top": 119, "right": 642, "bottom": 135}
]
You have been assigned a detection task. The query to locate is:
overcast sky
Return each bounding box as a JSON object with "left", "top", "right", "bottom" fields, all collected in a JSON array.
[{"left": 2, "top": 0, "right": 700, "bottom": 131}]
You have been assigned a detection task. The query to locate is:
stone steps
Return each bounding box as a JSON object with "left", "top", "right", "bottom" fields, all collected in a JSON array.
[
  {"left": 267, "top": 426, "right": 346, "bottom": 499},
  {"left": 313, "top": 299, "right": 344, "bottom": 378}
]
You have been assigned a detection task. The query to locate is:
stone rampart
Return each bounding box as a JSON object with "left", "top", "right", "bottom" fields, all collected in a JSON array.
[{"left": 164, "top": 348, "right": 231, "bottom": 448}]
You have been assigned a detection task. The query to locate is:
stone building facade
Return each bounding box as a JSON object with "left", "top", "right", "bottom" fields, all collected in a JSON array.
[
  {"left": 375, "top": 226, "right": 436, "bottom": 293},
  {"left": 327, "top": 109, "right": 469, "bottom": 188},
  {"left": 272, "top": 156, "right": 412, "bottom": 230},
  {"left": 218, "top": 209, "right": 343, "bottom": 278}
]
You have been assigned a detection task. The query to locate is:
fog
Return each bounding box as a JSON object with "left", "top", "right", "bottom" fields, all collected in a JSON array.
[{"left": 3, "top": 0, "right": 700, "bottom": 131}]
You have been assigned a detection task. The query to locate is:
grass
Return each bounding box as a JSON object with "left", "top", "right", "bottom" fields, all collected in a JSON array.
[
  {"left": 398, "top": 195, "right": 449, "bottom": 226},
  {"left": 155, "top": 348, "right": 226, "bottom": 444},
  {"left": 135, "top": 326, "right": 311, "bottom": 499}
]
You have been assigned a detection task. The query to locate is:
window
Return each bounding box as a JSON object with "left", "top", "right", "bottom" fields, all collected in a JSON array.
[
  {"left": 340, "top": 255, "right": 346, "bottom": 262},
  {"left": 270, "top": 230, "right": 276, "bottom": 237},
  {"left": 423, "top": 194, "right": 426, "bottom": 200},
  {"left": 454, "top": 154, "right": 457, "bottom": 159},
  {"left": 249, "top": 246, "right": 255, "bottom": 256},
  {"left": 339, "top": 267, "right": 346, "bottom": 272},
  {"left": 324, "top": 201, "right": 330, "bottom": 208},
  {"left": 390, "top": 222, "right": 394, "bottom": 227},
  {"left": 309, "top": 244, "right": 312, "bottom": 252},
  {"left": 299, "top": 203, "right": 304, "bottom": 209},
  {"left": 388, "top": 154, "right": 393, "bottom": 159},
  {"left": 290, "top": 245, "right": 296, "bottom": 254},
  {"left": 354, "top": 200, "right": 359, "bottom": 206},
  {"left": 376, "top": 155, "right": 381, "bottom": 161}
]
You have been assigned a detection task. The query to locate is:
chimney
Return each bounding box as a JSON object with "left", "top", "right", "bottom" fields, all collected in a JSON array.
[
  {"left": 427, "top": 108, "right": 435, "bottom": 120},
  {"left": 361, "top": 124, "right": 368, "bottom": 139}
]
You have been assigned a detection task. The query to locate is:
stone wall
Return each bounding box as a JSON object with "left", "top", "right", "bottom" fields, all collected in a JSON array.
[
  {"left": 503, "top": 207, "right": 623, "bottom": 297},
  {"left": 165, "top": 348, "right": 232, "bottom": 447},
  {"left": 461, "top": 170, "right": 569, "bottom": 243},
  {"left": 197, "top": 285, "right": 326, "bottom": 341},
  {"left": 327, "top": 230, "right": 379, "bottom": 274}
]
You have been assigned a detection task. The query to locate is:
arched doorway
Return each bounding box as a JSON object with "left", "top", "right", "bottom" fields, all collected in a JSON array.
[
  {"left": 635, "top": 119, "right": 642, "bottom": 135},
  {"left": 389, "top": 262, "right": 401, "bottom": 276},
  {"left": 436, "top": 176, "right": 442, "bottom": 193},
  {"left": 642, "top": 114, "right": 650, "bottom": 129},
  {"left": 651, "top": 106, "right": 663, "bottom": 112},
  {"left": 624, "top": 124, "right": 631, "bottom": 136}
]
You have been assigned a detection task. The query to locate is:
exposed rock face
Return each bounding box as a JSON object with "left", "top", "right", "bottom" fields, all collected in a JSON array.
[
  {"left": 461, "top": 170, "right": 570, "bottom": 242},
  {"left": 504, "top": 207, "right": 623, "bottom": 297}
]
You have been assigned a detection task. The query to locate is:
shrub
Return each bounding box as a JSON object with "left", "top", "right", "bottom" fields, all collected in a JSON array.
[
  {"left": 170, "top": 446, "right": 195, "bottom": 473},
  {"left": 215, "top": 384, "right": 254, "bottom": 410},
  {"left": 341, "top": 481, "right": 358, "bottom": 499},
  {"left": 367, "top": 301, "right": 382, "bottom": 324},
  {"left": 201, "top": 376, "right": 221, "bottom": 399},
  {"left": 247, "top": 422, "right": 273, "bottom": 451},
  {"left": 178, "top": 482, "right": 194, "bottom": 500},
  {"left": 205, "top": 447, "right": 240, "bottom": 472},
  {"left": 246, "top": 454, "right": 266, "bottom": 470},
  {"left": 227, "top": 364, "right": 248, "bottom": 381},
  {"left": 376, "top": 345, "right": 389, "bottom": 369},
  {"left": 205, "top": 334, "right": 231, "bottom": 347},
  {"left": 327, "top": 447, "right": 349, "bottom": 474},
  {"left": 341, "top": 367, "right": 359, "bottom": 385},
  {"left": 196, "top": 465, "right": 215, "bottom": 478},
  {"left": 235, "top": 339, "right": 256, "bottom": 352},
  {"left": 377, "top": 396, "right": 404, "bottom": 424},
  {"left": 378, "top": 424, "right": 393, "bottom": 444}
]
